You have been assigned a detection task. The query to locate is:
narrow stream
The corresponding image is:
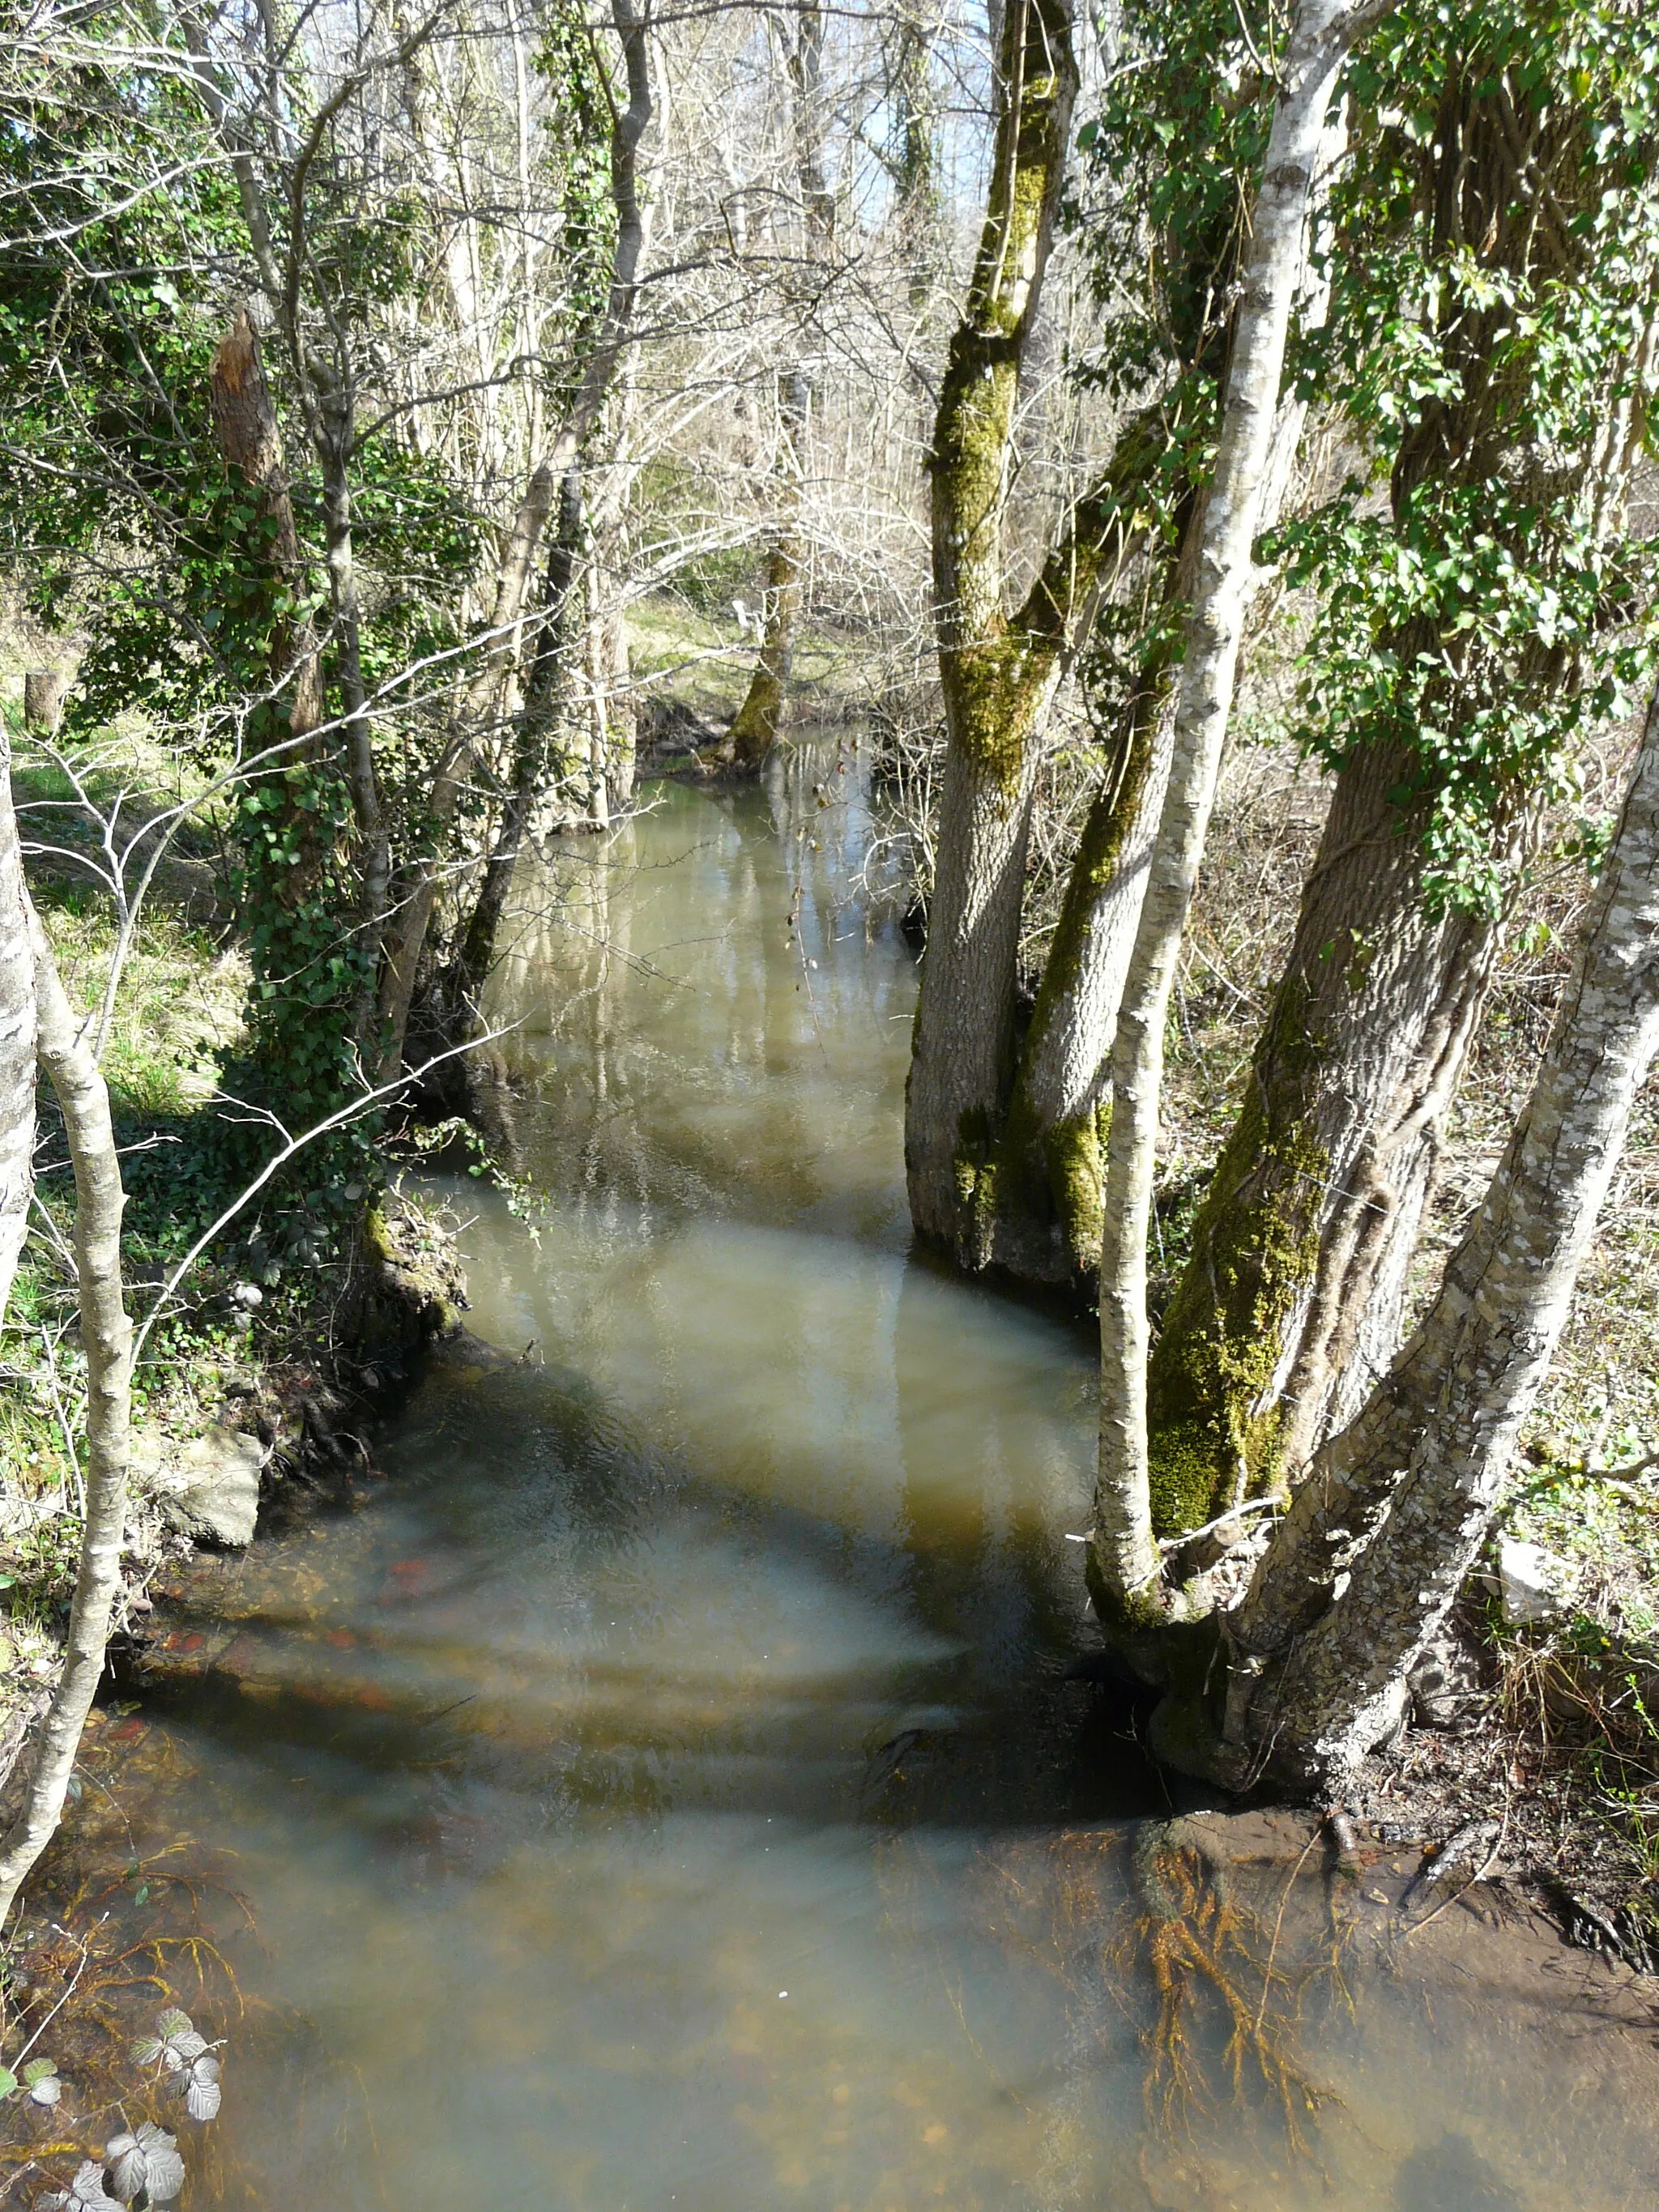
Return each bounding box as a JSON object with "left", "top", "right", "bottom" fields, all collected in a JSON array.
[{"left": 121, "top": 748, "right": 1657, "bottom": 2210}]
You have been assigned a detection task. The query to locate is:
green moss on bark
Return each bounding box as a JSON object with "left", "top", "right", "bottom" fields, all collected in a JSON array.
[{"left": 1145, "top": 981, "right": 1329, "bottom": 1539}]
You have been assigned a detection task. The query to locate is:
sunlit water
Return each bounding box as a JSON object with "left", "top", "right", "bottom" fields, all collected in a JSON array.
[{"left": 114, "top": 750, "right": 1658, "bottom": 2210}]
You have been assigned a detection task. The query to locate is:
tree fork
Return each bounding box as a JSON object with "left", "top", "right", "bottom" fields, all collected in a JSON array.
[{"left": 1091, "top": 0, "right": 1384, "bottom": 1623}]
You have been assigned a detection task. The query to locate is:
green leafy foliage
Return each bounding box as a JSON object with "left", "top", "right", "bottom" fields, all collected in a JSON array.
[{"left": 1269, "top": 0, "right": 1659, "bottom": 910}]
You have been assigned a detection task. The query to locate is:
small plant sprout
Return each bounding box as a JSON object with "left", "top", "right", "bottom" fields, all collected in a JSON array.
[
  {"left": 130, "top": 2004, "right": 223, "bottom": 2117},
  {"left": 36, "top": 2163, "right": 121, "bottom": 2212},
  {"left": 104, "top": 2122, "right": 186, "bottom": 2208}
]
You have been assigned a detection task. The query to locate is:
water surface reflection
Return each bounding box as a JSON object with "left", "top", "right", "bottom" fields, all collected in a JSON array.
[{"left": 133, "top": 758, "right": 1658, "bottom": 2210}]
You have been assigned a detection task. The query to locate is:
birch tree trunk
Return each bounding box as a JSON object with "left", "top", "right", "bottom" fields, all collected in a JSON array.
[
  {"left": 0, "top": 731, "right": 34, "bottom": 1327},
  {"left": 1223, "top": 675, "right": 1659, "bottom": 1785},
  {"left": 1090, "top": 0, "right": 1379, "bottom": 1622},
  {"left": 0, "top": 903, "right": 132, "bottom": 1928}
]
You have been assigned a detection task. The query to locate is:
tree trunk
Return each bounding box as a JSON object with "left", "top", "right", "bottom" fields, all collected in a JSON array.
[
  {"left": 23, "top": 670, "right": 67, "bottom": 735},
  {"left": 1091, "top": 0, "right": 1375, "bottom": 1625},
  {"left": 726, "top": 375, "right": 808, "bottom": 768},
  {"left": 930, "top": 55, "right": 1341, "bottom": 1292},
  {"left": 209, "top": 306, "right": 324, "bottom": 765},
  {"left": 451, "top": 469, "right": 586, "bottom": 1017},
  {"left": 375, "top": 0, "right": 654, "bottom": 1077},
  {"left": 1137, "top": 58, "right": 1658, "bottom": 1547},
  {"left": 902, "top": 0, "right": 1081, "bottom": 1245},
  {"left": 1141, "top": 740, "right": 1508, "bottom": 1541},
  {"left": 966, "top": 654, "right": 1179, "bottom": 1284},
  {"left": 0, "top": 902, "right": 132, "bottom": 1928},
  {"left": 0, "top": 730, "right": 35, "bottom": 1327},
  {"left": 1220, "top": 675, "right": 1659, "bottom": 1786},
  {"left": 725, "top": 0, "right": 831, "bottom": 769}
]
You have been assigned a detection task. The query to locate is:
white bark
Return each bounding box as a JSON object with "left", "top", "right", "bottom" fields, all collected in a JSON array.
[
  {"left": 1091, "top": 0, "right": 1381, "bottom": 1613},
  {"left": 0, "top": 901, "right": 132, "bottom": 1928},
  {"left": 0, "top": 731, "right": 34, "bottom": 1327},
  {"left": 1243, "top": 675, "right": 1659, "bottom": 1780}
]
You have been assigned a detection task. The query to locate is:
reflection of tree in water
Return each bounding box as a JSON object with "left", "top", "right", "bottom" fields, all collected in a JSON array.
[
  {"left": 482, "top": 761, "right": 902, "bottom": 1230},
  {"left": 880, "top": 1259, "right": 1162, "bottom": 1831}
]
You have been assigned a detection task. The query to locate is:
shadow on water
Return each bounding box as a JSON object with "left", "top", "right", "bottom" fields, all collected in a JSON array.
[{"left": 116, "top": 751, "right": 1659, "bottom": 2211}]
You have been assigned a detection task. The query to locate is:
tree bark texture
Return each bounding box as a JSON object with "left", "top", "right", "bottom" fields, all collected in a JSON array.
[
  {"left": 0, "top": 731, "right": 35, "bottom": 1327},
  {"left": 23, "top": 671, "right": 67, "bottom": 735},
  {"left": 1091, "top": 0, "right": 1375, "bottom": 1622},
  {"left": 901, "top": 0, "right": 1096, "bottom": 1246},
  {"left": 1141, "top": 740, "right": 1506, "bottom": 1541},
  {"left": 1139, "top": 59, "right": 1657, "bottom": 1547},
  {"left": 0, "top": 904, "right": 132, "bottom": 1928},
  {"left": 1224, "top": 676, "right": 1659, "bottom": 1785}
]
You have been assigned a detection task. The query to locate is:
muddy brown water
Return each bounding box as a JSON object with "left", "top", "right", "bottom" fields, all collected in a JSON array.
[{"left": 78, "top": 752, "right": 1659, "bottom": 2207}]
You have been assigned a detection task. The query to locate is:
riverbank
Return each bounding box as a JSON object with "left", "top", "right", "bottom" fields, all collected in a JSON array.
[{"left": 3, "top": 727, "right": 1657, "bottom": 2208}]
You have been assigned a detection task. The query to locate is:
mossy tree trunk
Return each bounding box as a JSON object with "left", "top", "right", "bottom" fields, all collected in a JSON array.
[
  {"left": 961, "top": 639, "right": 1179, "bottom": 1285},
  {"left": 0, "top": 730, "right": 34, "bottom": 1326},
  {"left": 1138, "top": 58, "right": 1658, "bottom": 1553},
  {"left": 1090, "top": 0, "right": 1372, "bottom": 1626},
  {"left": 1210, "top": 675, "right": 1659, "bottom": 1788},
  {"left": 902, "top": 0, "right": 1082, "bottom": 1247},
  {"left": 1141, "top": 739, "right": 1507, "bottom": 1543},
  {"left": 919, "top": 19, "right": 1336, "bottom": 1294},
  {"left": 727, "top": 371, "right": 808, "bottom": 769}
]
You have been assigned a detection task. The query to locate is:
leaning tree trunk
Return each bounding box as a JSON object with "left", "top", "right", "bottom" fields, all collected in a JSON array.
[
  {"left": 1141, "top": 739, "right": 1508, "bottom": 1542},
  {"left": 1090, "top": 0, "right": 1374, "bottom": 1626},
  {"left": 1213, "top": 675, "right": 1659, "bottom": 1787},
  {"left": 0, "top": 902, "right": 132, "bottom": 1927},
  {"left": 0, "top": 730, "right": 35, "bottom": 1325}
]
